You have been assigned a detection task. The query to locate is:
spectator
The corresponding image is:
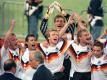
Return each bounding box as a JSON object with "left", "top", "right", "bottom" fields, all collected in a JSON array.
[
  {"left": 0, "top": 59, "right": 21, "bottom": 80},
  {"left": 25, "top": 0, "right": 44, "bottom": 39},
  {"left": 87, "top": 0, "right": 104, "bottom": 40}
]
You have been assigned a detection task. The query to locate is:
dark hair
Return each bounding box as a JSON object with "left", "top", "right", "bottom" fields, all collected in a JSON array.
[
  {"left": 4, "top": 59, "right": 16, "bottom": 71},
  {"left": 25, "top": 34, "right": 36, "bottom": 42},
  {"left": 25, "top": 34, "right": 36, "bottom": 48},
  {"left": 54, "top": 14, "right": 66, "bottom": 23},
  {"left": 93, "top": 41, "right": 104, "bottom": 50}
]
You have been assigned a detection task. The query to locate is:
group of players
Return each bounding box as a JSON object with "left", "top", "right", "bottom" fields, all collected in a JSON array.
[{"left": 0, "top": 1, "right": 107, "bottom": 80}]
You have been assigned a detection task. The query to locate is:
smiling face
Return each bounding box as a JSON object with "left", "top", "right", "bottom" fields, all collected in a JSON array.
[{"left": 54, "top": 15, "right": 65, "bottom": 31}]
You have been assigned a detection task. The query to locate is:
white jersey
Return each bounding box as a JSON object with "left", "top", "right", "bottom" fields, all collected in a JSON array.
[
  {"left": 22, "top": 67, "right": 36, "bottom": 80},
  {"left": 104, "top": 40, "right": 107, "bottom": 55},
  {"left": 104, "top": 45, "right": 107, "bottom": 55},
  {"left": 0, "top": 45, "right": 23, "bottom": 78},
  {"left": 68, "top": 41, "right": 91, "bottom": 72},
  {"left": 21, "top": 48, "right": 31, "bottom": 70},
  {"left": 91, "top": 55, "right": 107, "bottom": 80},
  {"left": 38, "top": 40, "right": 71, "bottom": 74}
]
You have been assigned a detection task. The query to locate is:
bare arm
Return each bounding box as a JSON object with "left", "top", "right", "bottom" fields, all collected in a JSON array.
[
  {"left": 74, "top": 13, "right": 87, "bottom": 30},
  {"left": 96, "top": 28, "right": 107, "bottom": 43},
  {"left": 59, "top": 23, "right": 69, "bottom": 38},
  {"left": 0, "top": 20, "right": 15, "bottom": 59},
  {"left": 53, "top": 1, "right": 76, "bottom": 36},
  {"left": 59, "top": 14, "right": 74, "bottom": 38},
  {"left": 6, "top": 20, "right": 15, "bottom": 37},
  {"left": 4, "top": 19, "right": 15, "bottom": 49}
]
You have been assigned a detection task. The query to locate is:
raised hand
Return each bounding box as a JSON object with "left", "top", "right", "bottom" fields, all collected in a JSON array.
[
  {"left": 68, "top": 13, "right": 75, "bottom": 24},
  {"left": 4, "top": 19, "right": 16, "bottom": 49},
  {"left": 5, "top": 19, "right": 15, "bottom": 36},
  {"left": 73, "top": 12, "right": 81, "bottom": 21},
  {"left": 87, "top": 51, "right": 93, "bottom": 58},
  {"left": 10, "top": 19, "right": 15, "bottom": 28},
  {"left": 54, "top": 1, "right": 62, "bottom": 12},
  {"left": 45, "top": 2, "right": 54, "bottom": 19},
  {"left": 54, "top": 1, "right": 67, "bottom": 16}
]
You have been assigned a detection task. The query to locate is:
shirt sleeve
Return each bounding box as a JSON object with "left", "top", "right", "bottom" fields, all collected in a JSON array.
[{"left": 40, "top": 18, "right": 48, "bottom": 40}]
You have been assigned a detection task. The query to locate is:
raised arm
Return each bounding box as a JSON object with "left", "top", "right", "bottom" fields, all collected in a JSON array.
[
  {"left": 59, "top": 14, "right": 74, "bottom": 38},
  {"left": 4, "top": 19, "right": 15, "bottom": 49},
  {"left": 54, "top": 1, "right": 76, "bottom": 35},
  {"left": 6, "top": 19, "right": 15, "bottom": 37},
  {"left": 96, "top": 28, "right": 107, "bottom": 43},
  {"left": 40, "top": 2, "right": 54, "bottom": 40},
  {"left": 40, "top": 17, "right": 48, "bottom": 39},
  {"left": 0, "top": 20, "right": 15, "bottom": 59},
  {"left": 74, "top": 12, "right": 88, "bottom": 30}
]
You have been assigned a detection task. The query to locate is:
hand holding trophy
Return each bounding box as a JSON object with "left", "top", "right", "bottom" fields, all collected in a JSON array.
[{"left": 45, "top": 2, "right": 55, "bottom": 19}]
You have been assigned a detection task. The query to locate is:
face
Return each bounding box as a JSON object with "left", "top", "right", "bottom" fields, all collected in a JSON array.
[
  {"left": 54, "top": 17, "right": 65, "bottom": 31},
  {"left": 26, "top": 36, "right": 36, "bottom": 50},
  {"left": 8, "top": 35, "right": 18, "bottom": 50},
  {"left": 92, "top": 46, "right": 103, "bottom": 57},
  {"left": 79, "top": 31, "right": 91, "bottom": 44},
  {"left": 29, "top": 53, "right": 38, "bottom": 69},
  {"left": 48, "top": 31, "right": 59, "bottom": 45}
]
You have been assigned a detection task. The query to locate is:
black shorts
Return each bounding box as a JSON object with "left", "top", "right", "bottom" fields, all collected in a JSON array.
[{"left": 72, "top": 72, "right": 91, "bottom": 80}]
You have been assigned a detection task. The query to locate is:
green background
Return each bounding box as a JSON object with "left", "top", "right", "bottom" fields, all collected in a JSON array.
[{"left": 0, "top": 0, "right": 107, "bottom": 40}]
